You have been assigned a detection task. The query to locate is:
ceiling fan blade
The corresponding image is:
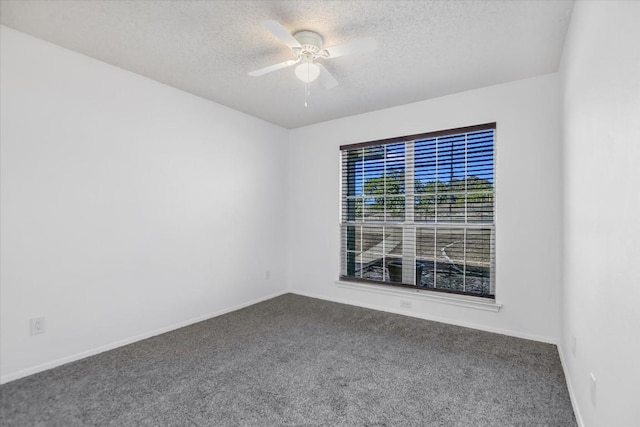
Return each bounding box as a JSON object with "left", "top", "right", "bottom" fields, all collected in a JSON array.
[
  {"left": 261, "top": 20, "right": 302, "bottom": 50},
  {"left": 248, "top": 59, "right": 299, "bottom": 77},
  {"left": 324, "top": 37, "right": 377, "bottom": 59},
  {"left": 317, "top": 64, "right": 339, "bottom": 89}
]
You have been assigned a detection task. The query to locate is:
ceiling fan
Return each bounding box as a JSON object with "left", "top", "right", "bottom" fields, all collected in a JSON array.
[{"left": 248, "top": 20, "right": 377, "bottom": 91}]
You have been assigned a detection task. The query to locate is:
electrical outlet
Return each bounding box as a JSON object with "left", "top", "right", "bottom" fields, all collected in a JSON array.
[
  {"left": 590, "top": 373, "right": 597, "bottom": 406},
  {"left": 571, "top": 335, "right": 576, "bottom": 357},
  {"left": 30, "top": 317, "right": 46, "bottom": 335},
  {"left": 400, "top": 300, "right": 412, "bottom": 309},
  {"left": 265, "top": 270, "right": 271, "bottom": 280}
]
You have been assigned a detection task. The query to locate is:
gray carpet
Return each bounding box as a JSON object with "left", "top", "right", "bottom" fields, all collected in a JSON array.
[{"left": 0, "top": 294, "right": 576, "bottom": 426}]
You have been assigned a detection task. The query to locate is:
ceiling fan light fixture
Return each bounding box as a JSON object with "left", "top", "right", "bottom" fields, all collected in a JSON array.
[{"left": 295, "top": 61, "right": 320, "bottom": 83}]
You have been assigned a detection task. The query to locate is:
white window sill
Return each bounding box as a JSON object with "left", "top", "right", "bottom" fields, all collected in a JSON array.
[{"left": 335, "top": 280, "right": 502, "bottom": 312}]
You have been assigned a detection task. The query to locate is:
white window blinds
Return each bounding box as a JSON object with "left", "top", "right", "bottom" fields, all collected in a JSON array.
[{"left": 340, "top": 123, "right": 496, "bottom": 298}]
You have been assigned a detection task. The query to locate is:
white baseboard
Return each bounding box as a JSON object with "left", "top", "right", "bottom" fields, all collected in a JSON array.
[
  {"left": 558, "top": 344, "right": 585, "bottom": 427},
  {"left": 0, "top": 289, "right": 288, "bottom": 385},
  {"left": 289, "top": 289, "right": 558, "bottom": 345}
]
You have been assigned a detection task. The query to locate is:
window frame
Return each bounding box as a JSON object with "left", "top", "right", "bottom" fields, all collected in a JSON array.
[{"left": 339, "top": 123, "right": 496, "bottom": 300}]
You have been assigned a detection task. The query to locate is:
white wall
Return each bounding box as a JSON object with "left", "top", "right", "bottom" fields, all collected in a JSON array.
[
  {"left": 560, "top": 2, "right": 640, "bottom": 426},
  {"left": 0, "top": 26, "right": 288, "bottom": 383},
  {"left": 287, "top": 74, "right": 563, "bottom": 343}
]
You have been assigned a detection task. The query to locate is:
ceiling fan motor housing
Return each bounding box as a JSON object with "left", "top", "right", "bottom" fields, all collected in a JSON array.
[{"left": 293, "top": 31, "right": 328, "bottom": 59}]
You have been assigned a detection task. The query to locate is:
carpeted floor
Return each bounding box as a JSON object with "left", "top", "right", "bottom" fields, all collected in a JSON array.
[{"left": 0, "top": 294, "right": 576, "bottom": 426}]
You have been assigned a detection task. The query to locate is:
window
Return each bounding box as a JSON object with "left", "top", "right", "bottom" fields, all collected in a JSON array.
[{"left": 340, "top": 123, "right": 495, "bottom": 299}]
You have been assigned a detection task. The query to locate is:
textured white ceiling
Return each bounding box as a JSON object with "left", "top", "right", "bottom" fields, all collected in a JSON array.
[{"left": 0, "top": 0, "right": 574, "bottom": 129}]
